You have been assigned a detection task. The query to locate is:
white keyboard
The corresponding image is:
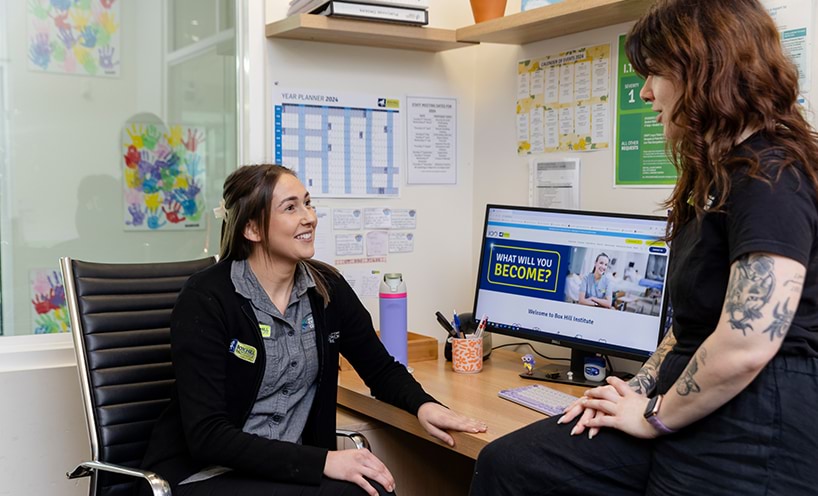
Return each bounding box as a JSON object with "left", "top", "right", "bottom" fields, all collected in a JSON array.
[{"left": 498, "top": 384, "right": 580, "bottom": 416}]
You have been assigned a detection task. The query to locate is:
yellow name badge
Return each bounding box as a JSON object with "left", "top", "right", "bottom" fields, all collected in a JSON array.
[
  {"left": 259, "top": 324, "right": 271, "bottom": 338},
  {"left": 229, "top": 339, "right": 257, "bottom": 364}
]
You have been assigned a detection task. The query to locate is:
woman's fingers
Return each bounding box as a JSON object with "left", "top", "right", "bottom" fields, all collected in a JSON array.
[
  {"left": 584, "top": 384, "right": 621, "bottom": 401},
  {"left": 582, "top": 397, "right": 617, "bottom": 416},
  {"left": 570, "top": 405, "right": 597, "bottom": 435},
  {"left": 324, "top": 449, "right": 395, "bottom": 494},
  {"left": 353, "top": 475, "right": 378, "bottom": 496},
  {"left": 424, "top": 421, "right": 455, "bottom": 447},
  {"left": 557, "top": 398, "right": 586, "bottom": 424},
  {"left": 588, "top": 410, "right": 603, "bottom": 439}
]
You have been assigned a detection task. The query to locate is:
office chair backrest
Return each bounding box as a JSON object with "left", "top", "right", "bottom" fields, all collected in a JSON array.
[{"left": 62, "top": 256, "right": 216, "bottom": 496}]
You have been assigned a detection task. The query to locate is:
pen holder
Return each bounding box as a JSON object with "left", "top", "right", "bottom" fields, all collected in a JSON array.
[
  {"left": 445, "top": 312, "right": 492, "bottom": 361},
  {"left": 451, "top": 336, "right": 483, "bottom": 374}
]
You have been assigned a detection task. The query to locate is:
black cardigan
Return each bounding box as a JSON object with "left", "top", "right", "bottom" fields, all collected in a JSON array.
[{"left": 141, "top": 259, "right": 436, "bottom": 488}]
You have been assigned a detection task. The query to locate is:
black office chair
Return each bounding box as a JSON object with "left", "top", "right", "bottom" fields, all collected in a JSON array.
[{"left": 62, "top": 256, "right": 370, "bottom": 496}]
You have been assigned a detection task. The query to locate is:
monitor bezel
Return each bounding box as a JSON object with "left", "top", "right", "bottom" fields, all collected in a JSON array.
[{"left": 472, "top": 203, "right": 671, "bottom": 364}]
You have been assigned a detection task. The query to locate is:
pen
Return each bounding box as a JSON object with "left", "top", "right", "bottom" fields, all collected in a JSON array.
[
  {"left": 474, "top": 314, "right": 488, "bottom": 339},
  {"left": 435, "top": 311, "right": 459, "bottom": 339},
  {"left": 453, "top": 310, "right": 464, "bottom": 339}
]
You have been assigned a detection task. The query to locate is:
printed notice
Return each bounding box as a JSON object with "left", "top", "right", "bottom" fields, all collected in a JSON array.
[
  {"left": 529, "top": 159, "right": 580, "bottom": 209},
  {"left": 335, "top": 234, "right": 364, "bottom": 256},
  {"left": 363, "top": 207, "right": 392, "bottom": 229},
  {"left": 366, "top": 231, "right": 389, "bottom": 257},
  {"left": 762, "top": 0, "right": 813, "bottom": 94},
  {"left": 407, "top": 96, "right": 457, "bottom": 184},
  {"left": 614, "top": 34, "right": 676, "bottom": 186},
  {"left": 388, "top": 232, "right": 415, "bottom": 253},
  {"left": 333, "top": 208, "right": 363, "bottom": 230},
  {"left": 390, "top": 208, "right": 418, "bottom": 229},
  {"left": 517, "top": 44, "right": 611, "bottom": 154}
]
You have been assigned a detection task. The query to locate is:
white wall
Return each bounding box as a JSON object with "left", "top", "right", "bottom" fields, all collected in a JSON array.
[{"left": 0, "top": 366, "right": 89, "bottom": 496}]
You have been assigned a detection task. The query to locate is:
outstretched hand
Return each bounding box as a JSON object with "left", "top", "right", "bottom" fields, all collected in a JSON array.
[
  {"left": 324, "top": 448, "right": 394, "bottom": 496},
  {"left": 417, "top": 402, "right": 488, "bottom": 447}
]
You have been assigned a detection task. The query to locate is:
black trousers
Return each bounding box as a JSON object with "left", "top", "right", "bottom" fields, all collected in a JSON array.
[
  {"left": 174, "top": 473, "right": 393, "bottom": 496},
  {"left": 470, "top": 355, "right": 818, "bottom": 496}
]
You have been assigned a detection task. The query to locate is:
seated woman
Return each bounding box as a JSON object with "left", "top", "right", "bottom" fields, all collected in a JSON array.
[
  {"left": 470, "top": 0, "right": 818, "bottom": 493},
  {"left": 140, "top": 164, "right": 487, "bottom": 496},
  {"left": 578, "top": 253, "right": 613, "bottom": 308}
]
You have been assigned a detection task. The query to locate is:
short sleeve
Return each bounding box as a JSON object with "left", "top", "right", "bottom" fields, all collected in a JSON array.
[{"left": 727, "top": 166, "right": 818, "bottom": 266}]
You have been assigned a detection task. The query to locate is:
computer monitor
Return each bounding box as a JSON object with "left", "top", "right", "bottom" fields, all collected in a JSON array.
[{"left": 472, "top": 204, "right": 671, "bottom": 386}]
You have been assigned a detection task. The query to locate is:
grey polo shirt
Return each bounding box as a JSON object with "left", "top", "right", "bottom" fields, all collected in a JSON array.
[{"left": 231, "top": 259, "right": 319, "bottom": 443}]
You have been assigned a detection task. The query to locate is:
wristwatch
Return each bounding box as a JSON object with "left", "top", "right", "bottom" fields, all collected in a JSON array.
[{"left": 643, "top": 394, "right": 676, "bottom": 435}]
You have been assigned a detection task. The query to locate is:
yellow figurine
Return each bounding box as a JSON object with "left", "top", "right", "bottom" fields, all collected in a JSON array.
[{"left": 521, "top": 354, "right": 535, "bottom": 375}]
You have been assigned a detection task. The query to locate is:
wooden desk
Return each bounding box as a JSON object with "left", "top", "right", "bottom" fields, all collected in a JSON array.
[{"left": 338, "top": 346, "right": 589, "bottom": 460}]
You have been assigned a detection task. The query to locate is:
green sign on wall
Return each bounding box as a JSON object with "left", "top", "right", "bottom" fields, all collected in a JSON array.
[{"left": 615, "top": 34, "right": 677, "bottom": 187}]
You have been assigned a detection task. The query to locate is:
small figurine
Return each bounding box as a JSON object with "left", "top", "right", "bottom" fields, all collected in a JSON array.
[{"left": 521, "top": 354, "right": 536, "bottom": 375}]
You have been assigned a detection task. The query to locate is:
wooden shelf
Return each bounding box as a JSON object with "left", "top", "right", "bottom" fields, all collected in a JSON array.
[
  {"left": 266, "top": 14, "right": 476, "bottom": 52},
  {"left": 456, "top": 0, "right": 655, "bottom": 45}
]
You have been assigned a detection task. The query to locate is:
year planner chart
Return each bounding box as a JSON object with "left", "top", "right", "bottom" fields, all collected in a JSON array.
[{"left": 274, "top": 89, "right": 402, "bottom": 198}]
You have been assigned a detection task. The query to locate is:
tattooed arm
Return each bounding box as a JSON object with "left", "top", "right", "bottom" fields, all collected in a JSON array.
[
  {"left": 628, "top": 328, "right": 677, "bottom": 396},
  {"left": 582, "top": 252, "right": 805, "bottom": 439}
]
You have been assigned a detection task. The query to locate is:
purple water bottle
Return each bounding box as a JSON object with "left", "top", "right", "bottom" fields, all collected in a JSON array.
[{"left": 379, "top": 273, "right": 408, "bottom": 367}]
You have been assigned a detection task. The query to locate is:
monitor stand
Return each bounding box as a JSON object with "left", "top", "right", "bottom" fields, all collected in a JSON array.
[{"left": 520, "top": 349, "right": 633, "bottom": 388}]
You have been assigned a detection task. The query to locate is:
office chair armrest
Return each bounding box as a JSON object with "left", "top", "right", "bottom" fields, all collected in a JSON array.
[
  {"left": 336, "top": 429, "right": 371, "bottom": 451},
  {"left": 67, "top": 460, "right": 171, "bottom": 496}
]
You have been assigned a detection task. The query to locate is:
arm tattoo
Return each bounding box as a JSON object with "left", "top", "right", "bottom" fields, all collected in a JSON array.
[
  {"left": 629, "top": 330, "right": 675, "bottom": 395},
  {"left": 725, "top": 254, "right": 775, "bottom": 334},
  {"left": 676, "top": 347, "right": 706, "bottom": 396},
  {"left": 784, "top": 275, "right": 804, "bottom": 294},
  {"left": 761, "top": 298, "right": 795, "bottom": 341}
]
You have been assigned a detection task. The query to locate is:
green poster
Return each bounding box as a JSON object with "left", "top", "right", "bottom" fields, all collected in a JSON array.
[{"left": 615, "top": 34, "right": 677, "bottom": 186}]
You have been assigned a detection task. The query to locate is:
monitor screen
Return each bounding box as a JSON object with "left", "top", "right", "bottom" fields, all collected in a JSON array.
[{"left": 473, "top": 204, "right": 671, "bottom": 385}]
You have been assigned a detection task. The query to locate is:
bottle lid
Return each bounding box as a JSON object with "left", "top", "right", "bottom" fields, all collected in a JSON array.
[{"left": 383, "top": 273, "right": 403, "bottom": 292}]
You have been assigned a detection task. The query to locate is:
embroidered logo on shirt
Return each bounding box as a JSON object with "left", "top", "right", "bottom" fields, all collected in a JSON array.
[
  {"left": 259, "top": 324, "right": 272, "bottom": 338},
  {"left": 328, "top": 331, "right": 340, "bottom": 343},
  {"left": 302, "top": 314, "right": 314, "bottom": 332},
  {"left": 229, "top": 339, "right": 257, "bottom": 363}
]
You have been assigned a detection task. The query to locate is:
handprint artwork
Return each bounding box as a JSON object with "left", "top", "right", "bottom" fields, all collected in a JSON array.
[
  {"left": 122, "top": 123, "right": 206, "bottom": 231},
  {"left": 26, "top": 0, "right": 120, "bottom": 76},
  {"left": 30, "top": 269, "right": 70, "bottom": 334}
]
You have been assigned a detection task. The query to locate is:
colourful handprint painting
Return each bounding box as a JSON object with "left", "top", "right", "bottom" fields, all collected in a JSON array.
[
  {"left": 122, "top": 123, "right": 207, "bottom": 231},
  {"left": 30, "top": 269, "right": 71, "bottom": 334},
  {"left": 27, "top": 0, "right": 120, "bottom": 77}
]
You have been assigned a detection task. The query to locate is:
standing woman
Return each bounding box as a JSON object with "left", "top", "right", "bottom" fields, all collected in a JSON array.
[
  {"left": 470, "top": 0, "right": 818, "bottom": 494},
  {"left": 578, "top": 253, "right": 613, "bottom": 308},
  {"left": 141, "top": 164, "right": 487, "bottom": 496}
]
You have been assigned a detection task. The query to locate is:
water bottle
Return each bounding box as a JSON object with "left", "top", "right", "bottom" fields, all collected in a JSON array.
[{"left": 379, "top": 273, "right": 408, "bottom": 367}]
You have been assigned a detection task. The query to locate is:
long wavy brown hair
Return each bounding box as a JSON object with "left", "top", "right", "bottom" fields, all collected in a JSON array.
[{"left": 626, "top": 0, "right": 818, "bottom": 239}]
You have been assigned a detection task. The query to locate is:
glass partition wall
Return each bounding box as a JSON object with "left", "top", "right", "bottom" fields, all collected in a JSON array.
[{"left": 0, "top": 0, "right": 238, "bottom": 336}]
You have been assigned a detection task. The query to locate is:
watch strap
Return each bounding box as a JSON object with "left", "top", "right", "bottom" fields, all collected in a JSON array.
[
  {"left": 646, "top": 412, "right": 676, "bottom": 435},
  {"left": 644, "top": 394, "right": 676, "bottom": 435}
]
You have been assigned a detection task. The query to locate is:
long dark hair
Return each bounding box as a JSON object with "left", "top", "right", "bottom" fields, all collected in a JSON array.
[
  {"left": 626, "top": 0, "right": 818, "bottom": 239},
  {"left": 219, "top": 164, "right": 338, "bottom": 305}
]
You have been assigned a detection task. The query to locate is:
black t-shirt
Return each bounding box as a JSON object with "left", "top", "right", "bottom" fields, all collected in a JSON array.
[{"left": 658, "top": 132, "right": 818, "bottom": 392}]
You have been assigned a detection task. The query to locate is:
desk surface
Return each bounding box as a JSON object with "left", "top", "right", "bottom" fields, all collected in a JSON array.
[{"left": 337, "top": 346, "right": 590, "bottom": 460}]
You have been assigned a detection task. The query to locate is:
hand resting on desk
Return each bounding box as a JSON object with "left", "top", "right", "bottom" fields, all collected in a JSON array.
[{"left": 418, "top": 402, "right": 489, "bottom": 447}]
